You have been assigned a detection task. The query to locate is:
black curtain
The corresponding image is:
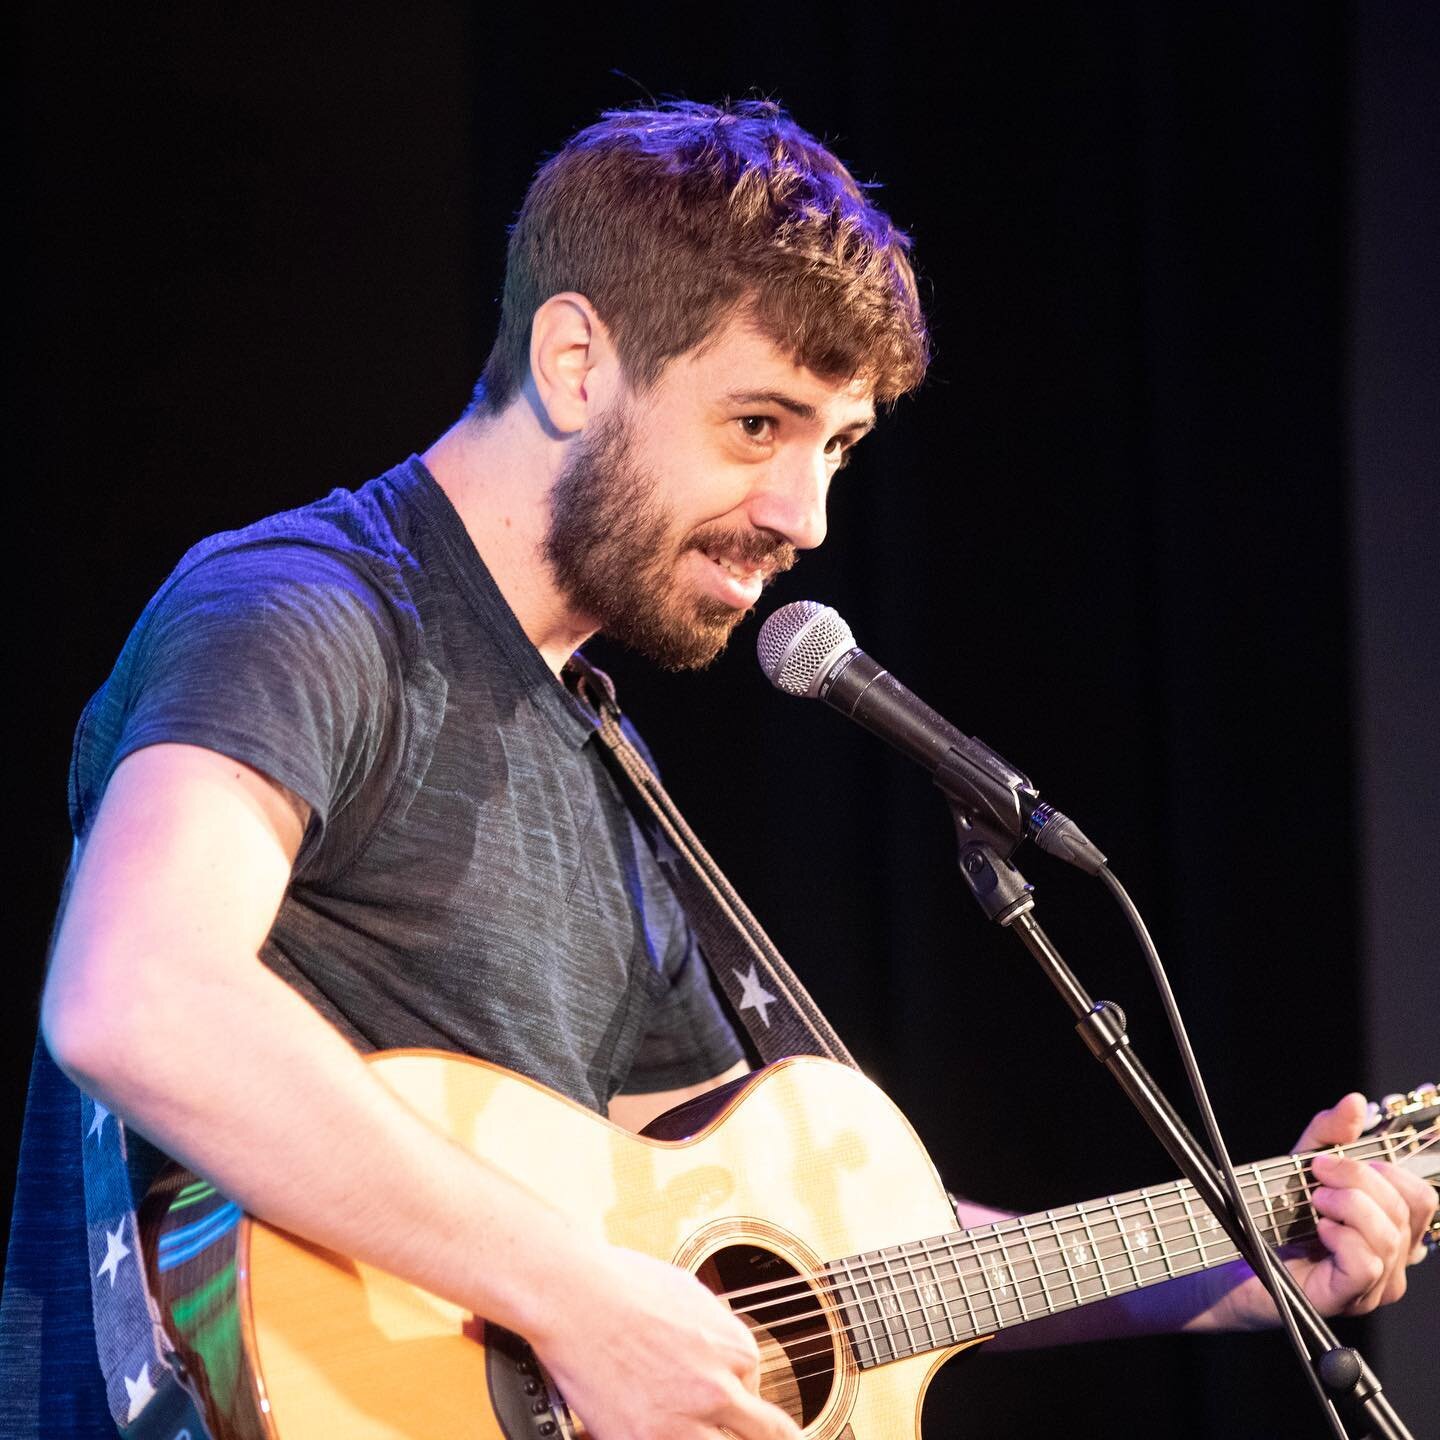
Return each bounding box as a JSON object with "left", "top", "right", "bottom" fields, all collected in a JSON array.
[{"left": 9, "top": 5, "right": 1435, "bottom": 1435}]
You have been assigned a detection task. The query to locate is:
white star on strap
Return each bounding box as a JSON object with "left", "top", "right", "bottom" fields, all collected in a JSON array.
[
  {"left": 86, "top": 1101, "right": 110, "bottom": 1143},
  {"left": 124, "top": 1362, "right": 157, "bottom": 1421},
  {"left": 96, "top": 1221, "right": 130, "bottom": 1288},
  {"left": 733, "top": 963, "right": 777, "bottom": 1028}
]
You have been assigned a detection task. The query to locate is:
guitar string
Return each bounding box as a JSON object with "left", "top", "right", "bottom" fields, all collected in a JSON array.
[
  {"left": 750, "top": 1127, "right": 1440, "bottom": 1389},
  {"left": 731, "top": 1125, "right": 1436, "bottom": 1311},
  {"left": 755, "top": 1171, "right": 1440, "bottom": 1393},
  {"left": 724, "top": 1124, "right": 1438, "bottom": 1386},
  {"left": 748, "top": 1201, "right": 1321, "bottom": 1384},
  {"left": 738, "top": 1124, "right": 1437, "bottom": 1345},
  {"left": 717, "top": 1123, "right": 1435, "bottom": 1314}
]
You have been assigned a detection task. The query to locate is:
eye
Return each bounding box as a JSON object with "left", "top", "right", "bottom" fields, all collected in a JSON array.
[
  {"left": 737, "top": 415, "right": 776, "bottom": 443},
  {"left": 827, "top": 436, "right": 857, "bottom": 471}
]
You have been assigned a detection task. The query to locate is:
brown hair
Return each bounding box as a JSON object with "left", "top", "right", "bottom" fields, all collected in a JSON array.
[{"left": 472, "top": 100, "right": 929, "bottom": 414}]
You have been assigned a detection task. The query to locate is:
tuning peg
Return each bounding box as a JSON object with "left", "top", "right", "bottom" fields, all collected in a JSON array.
[
  {"left": 1407, "top": 1083, "right": 1437, "bottom": 1107},
  {"left": 1381, "top": 1093, "right": 1409, "bottom": 1118}
]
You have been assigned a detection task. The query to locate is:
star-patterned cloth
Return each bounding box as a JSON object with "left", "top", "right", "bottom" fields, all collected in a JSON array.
[{"left": 80, "top": 1089, "right": 211, "bottom": 1438}]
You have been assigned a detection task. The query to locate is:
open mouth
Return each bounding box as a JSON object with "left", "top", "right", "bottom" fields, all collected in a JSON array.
[{"left": 696, "top": 547, "right": 768, "bottom": 608}]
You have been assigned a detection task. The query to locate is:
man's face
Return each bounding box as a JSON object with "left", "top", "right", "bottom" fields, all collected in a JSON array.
[{"left": 544, "top": 318, "right": 876, "bottom": 669}]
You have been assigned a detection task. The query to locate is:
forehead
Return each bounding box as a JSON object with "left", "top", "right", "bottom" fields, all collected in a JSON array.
[{"left": 660, "top": 314, "right": 875, "bottom": 424}]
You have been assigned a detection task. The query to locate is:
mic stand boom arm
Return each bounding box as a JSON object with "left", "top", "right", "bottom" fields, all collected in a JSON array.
[{"left": 950, "top": 819, "right": 1413, "bottom": 1440}]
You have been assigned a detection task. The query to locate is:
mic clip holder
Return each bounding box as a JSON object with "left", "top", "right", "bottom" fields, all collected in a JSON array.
[{"left": 943, "top": 775, "right": 1036, "bottom": 926}]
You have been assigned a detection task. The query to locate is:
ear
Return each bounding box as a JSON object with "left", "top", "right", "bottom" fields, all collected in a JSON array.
[{"left": 528, "top": 292, "right": 616, "bottom": 433}]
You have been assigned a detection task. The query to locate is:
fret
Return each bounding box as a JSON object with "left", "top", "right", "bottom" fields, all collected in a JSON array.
[
  {"left": 885, "top": 1245, "right": 924, "bottom": 1359},
  {"left": 970, "top": 1230, "right": 1009, "bottom": 1332},
  {"left": 875, "top": 1247, "right": 900, "bottom": 1356},
  {"left": 1130, "top": 1191, "right": 1163, "bottom": 1287},
  {"left": 1048, "top": 1210, "right": 1082, "bottom": 1310},
  {"left": 939, "top": 1238, "right": 983, "bottom": 1340},
  {"left": 1140, "top": 1186, "right": 1175, "bottom": 1278},
  {"left": 1284, "top": 1154, "right": 1313, "bottom": 1246},
  {"left": 1249, "top": 1161, "right": 1278, "bottom": 1246},
  {"left": 823, "top": 1263, "right": 863, "bottom": 1368},
  {"left": 1001, "top": 1229, "right": 1027, "bottom": 1326},
  {"left": 1092, "top": 1197, "right": 1127, "bottom": 1298},
  {"left": 1076, "top": 1201, "right": 1112, "bottom": 1298},
  {"left": 1178, "top": 1182, "right": 1235, "bottom": 1273},
  {"left": 1108, "top": 1193, "right": 1143, "bottom": 1294},
  {"left": 1127, "top": 1187, "right": 1167, "bottom": 1285},
  {"left": 1019, "top": 1213, "right": 1061, "bottom": 1318},
  {"left": 855, "top": 1255, "right": 893, "bottom": 1366},
  {"left": 1261, "top": 1157, "right": 1301, "bottom": 1249},
  {"left": 902, "top": 1239, "right": 946, "bottom": 1354},
  {"left": 977, "top": 1229, "right": 1019, "bottom": 1329}
]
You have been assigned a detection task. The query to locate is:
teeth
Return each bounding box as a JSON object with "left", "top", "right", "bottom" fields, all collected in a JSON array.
[{"left": 707, "top": 551, "right": 758, "bottom": 580}]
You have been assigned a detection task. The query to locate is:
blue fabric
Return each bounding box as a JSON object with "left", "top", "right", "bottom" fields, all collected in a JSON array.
[{"left": 1, "top": 1043, "right": 114, "bottom": 1436}]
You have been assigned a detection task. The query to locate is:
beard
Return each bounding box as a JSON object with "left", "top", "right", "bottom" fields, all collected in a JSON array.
[{"left": 543, "top": 404, "right": 796, "bottom": 671}]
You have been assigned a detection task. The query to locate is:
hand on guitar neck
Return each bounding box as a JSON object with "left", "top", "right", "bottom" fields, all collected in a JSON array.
[
  {"left": 983, "top": 1088, "right": 1438, "bottom": 1351},
  {"left": 1194, "top": 1091, "right": 1438, "bottom": 1332}
]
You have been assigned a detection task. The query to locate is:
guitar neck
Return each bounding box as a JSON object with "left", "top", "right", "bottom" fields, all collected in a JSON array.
[{"left": 826, "top": 1125, "right": 1430, "bottom": 1368}]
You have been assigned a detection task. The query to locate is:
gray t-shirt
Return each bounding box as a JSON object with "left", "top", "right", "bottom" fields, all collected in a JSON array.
[{"left": 68, "top": 455, "right": 743, "bottom": 1110}]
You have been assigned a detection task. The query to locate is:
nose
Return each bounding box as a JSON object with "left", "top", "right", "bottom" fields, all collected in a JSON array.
[{"left": 747, "top": 449, "right": 830, "bottom": 551}]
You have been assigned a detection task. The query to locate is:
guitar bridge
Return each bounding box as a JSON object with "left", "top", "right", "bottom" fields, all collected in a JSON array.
[{"left": 481, "top": 1322, "right": 578, "bottom": 1439}]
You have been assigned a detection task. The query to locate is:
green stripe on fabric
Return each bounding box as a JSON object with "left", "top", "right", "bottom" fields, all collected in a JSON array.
[
  {"left": 169, "top": 1181, "right": 218, "bottom": 1211},
  {"left": 188, "top": 1305, "right": 242, "bottom": 1412},
  {"left": 171, "top": 1259, "right": 237, "bottom": 1331}
]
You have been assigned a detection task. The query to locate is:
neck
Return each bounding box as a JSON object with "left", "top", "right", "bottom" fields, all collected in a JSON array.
[
  {"left": 421, "top": 400, "right": 594, "bottom": 675},
  {"left": 825, "top": 1124, "right": 1429, "bottom": 1367}
]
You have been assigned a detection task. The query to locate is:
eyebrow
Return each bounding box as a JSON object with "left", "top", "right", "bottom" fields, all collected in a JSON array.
[{"left": 725, "top": 389, "right": 876, "bottom": 440}]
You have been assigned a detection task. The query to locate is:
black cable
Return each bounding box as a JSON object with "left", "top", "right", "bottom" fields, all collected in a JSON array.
[{"left": 1096, "top": 864, "right": 1351, "bottom": 1440}]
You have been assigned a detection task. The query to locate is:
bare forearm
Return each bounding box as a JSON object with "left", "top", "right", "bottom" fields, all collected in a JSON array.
[{"left": 44, "top": 945, "right": 587, "bottom": 1343}]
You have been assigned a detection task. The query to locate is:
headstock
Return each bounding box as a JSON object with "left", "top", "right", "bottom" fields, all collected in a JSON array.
[{"left": 1365, "top": 1082, "right": 1439, "bottom": 1134}]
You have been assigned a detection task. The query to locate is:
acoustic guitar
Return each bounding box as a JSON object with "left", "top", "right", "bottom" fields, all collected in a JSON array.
[{"left": 140, "top": 1053, "right": 1439, "bottom": 1439}]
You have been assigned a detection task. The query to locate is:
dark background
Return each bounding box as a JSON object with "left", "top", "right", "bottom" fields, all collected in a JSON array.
[{"left": 9, "top": 3, "right": 1437, "bottom": 1436}]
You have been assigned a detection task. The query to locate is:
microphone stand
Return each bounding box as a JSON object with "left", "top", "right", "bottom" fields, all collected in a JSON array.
[{"left": 948, "top": 815, "right": 1413, "bottom": 1440}]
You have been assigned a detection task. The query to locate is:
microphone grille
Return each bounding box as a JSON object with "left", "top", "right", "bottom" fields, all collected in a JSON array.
[{"left": 756, "top": 601, "right": 856, "bottom": 697}]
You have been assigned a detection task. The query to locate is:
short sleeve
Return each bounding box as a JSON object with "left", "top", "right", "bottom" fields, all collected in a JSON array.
[
  {"left": 69, "top": 541, "right": 405, "bottom": 876},
  {"left": 617, "top": 919, "right": 745, "bottom": 1096}
]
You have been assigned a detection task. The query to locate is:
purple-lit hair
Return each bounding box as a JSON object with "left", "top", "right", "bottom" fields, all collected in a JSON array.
[{"left": 472, "top": 100, "right": 929, "bottom": 412}]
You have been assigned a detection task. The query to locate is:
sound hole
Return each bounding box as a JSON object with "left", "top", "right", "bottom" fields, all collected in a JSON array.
[{"left": 698, "top": 1243, "right": 835, "bottom": 1427}]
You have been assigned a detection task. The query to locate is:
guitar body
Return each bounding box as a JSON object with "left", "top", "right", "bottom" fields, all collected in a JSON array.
[{"left": 143, "top": 1052, "right": 979, "bottom": 1440}]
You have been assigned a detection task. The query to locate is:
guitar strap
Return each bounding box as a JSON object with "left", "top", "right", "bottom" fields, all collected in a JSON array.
[
  {"left": 81, "top": 1102, "right": 210, "bottom": 1439},
  {"left": 566, "top": 653, "right": 858, "bottom": 1071}
]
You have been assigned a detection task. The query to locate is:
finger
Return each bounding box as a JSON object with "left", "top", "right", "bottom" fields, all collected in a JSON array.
[
  {"left": 714, "top": 1382, "right": 805, "bottom": 1440},
  {"left": 1295, "top": 1092, "right": 1367, "bottom": 1151},
  {"left": 722, "top": 1315, "right": 764, "bottom": 1392},
  {"left": 1312, "top": 1216, "right": 1389, "bottom": 1314},
  {"left": 1313, "top": 1151, "right": 1414, "bottom": 1292},
  {"left": 1310, "top": 1179, "right": 1404, "bottom": 1311},
  {"left": 1380, "top": 1165, "right": 1439, "bottom": 1251},
  {"left": 1313, "top": 1152, "right": 1412, "bottom": 1230}
]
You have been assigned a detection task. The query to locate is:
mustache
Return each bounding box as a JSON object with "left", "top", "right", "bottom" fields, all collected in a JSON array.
[{"left": 686, "top": 523, "right": 798, "bottom": 577}]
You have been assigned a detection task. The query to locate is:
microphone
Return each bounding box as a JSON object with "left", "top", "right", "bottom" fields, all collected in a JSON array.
[{"left": 756, "top": 600, "right": 1106, "bottom": 874}]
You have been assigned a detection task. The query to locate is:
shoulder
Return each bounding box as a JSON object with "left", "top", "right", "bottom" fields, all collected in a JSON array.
[{"left": 140, "top": 470, "right": 433, "bottom": 664}]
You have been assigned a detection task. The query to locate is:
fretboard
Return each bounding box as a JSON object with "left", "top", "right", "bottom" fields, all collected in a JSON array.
[{"left": 824, "top": 1128, "right": 1411, "bottom": 1368}]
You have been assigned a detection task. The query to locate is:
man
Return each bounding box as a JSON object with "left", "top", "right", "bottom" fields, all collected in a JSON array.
[{"left": 16, "top": 100, "right": 1435, "bottom": 1439}]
